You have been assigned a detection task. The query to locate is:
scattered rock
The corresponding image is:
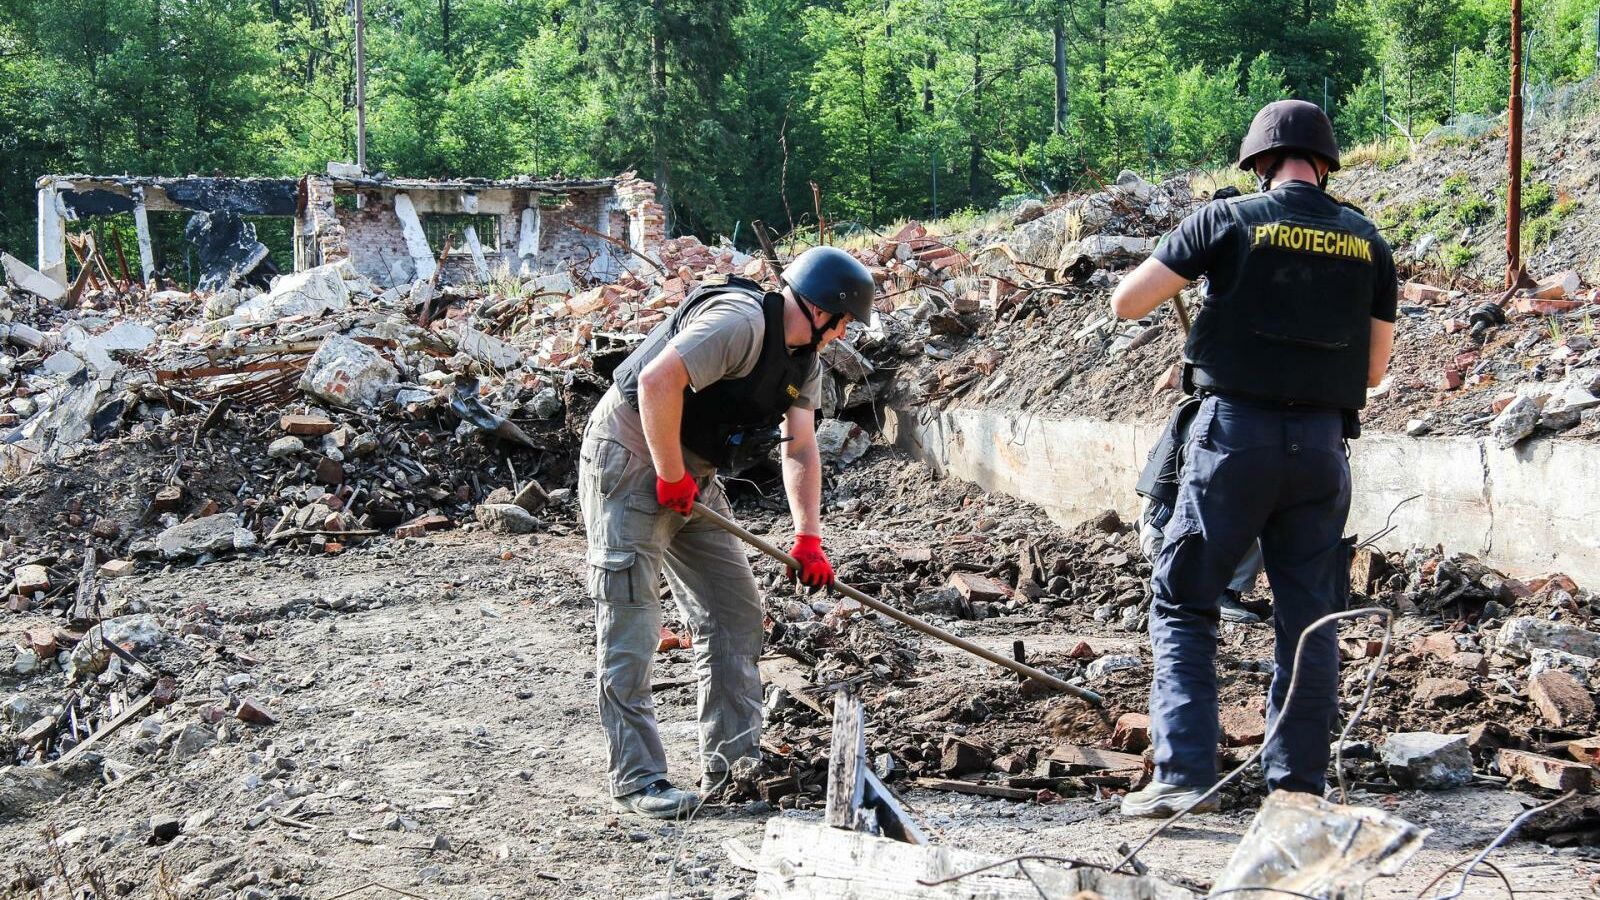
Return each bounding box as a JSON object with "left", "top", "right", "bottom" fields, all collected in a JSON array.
[
  {"left": 1085, "top": 654, "right": 1142, "bottom": 680},
  {"left": 1497, "top": 618, "right": 1600, "bottom": 659},
  {"left": 155, "top": 513, "right": 257, "bottom": 560},
  {"left": 476, "top": 503, "right": 539, "bottom": 535},
  {"left": 1379, "top": 732, "right": 1473, "bottom": 788},
  {"left": 1528, "top": 670, "right": 1595, "bottom": 728}
]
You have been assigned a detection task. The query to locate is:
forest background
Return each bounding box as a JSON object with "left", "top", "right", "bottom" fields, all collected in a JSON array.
[{"left": 2, "top": 0, "right": 1598, "bottom": 258}]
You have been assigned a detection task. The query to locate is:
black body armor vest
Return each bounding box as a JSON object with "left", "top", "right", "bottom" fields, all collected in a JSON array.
[
  {"left": 612, "top": 276, "right": 814, "bottom": 469},
  {"left": 1183, "top": 189, "right": 1382, "bottom": 410}
]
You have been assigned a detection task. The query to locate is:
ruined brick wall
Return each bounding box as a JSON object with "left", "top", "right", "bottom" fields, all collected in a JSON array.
[
  {"left": 538, "top": 189, "right": 619, "bottom": 274},
  {"left": 339, "top": 192, "right": 416, "bottom": 284},
  {"left": 301, "top": 176, "right": 350, "bottom": 268},
  {"left": 613, "top": 172, "right": 665, "bottom": 253}
]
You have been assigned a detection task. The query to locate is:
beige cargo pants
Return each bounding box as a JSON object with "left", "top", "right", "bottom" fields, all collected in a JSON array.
[{"left": 578, "top": 431, "right": 764, "bottom": 797}]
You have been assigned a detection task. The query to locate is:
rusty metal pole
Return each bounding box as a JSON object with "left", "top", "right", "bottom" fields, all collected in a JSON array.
[{"left": 1506, "top": 0, "right": 1525, "bottom": 287}]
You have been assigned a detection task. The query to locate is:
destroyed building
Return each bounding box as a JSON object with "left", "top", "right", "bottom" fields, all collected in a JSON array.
[{"left": 34, "top": 168, "right": 665, "bottom": 290}]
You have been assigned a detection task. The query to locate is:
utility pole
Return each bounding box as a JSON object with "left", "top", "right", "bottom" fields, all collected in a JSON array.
[
  {"left": 1450, "top": 46, "right": 1458, "bottom": 123},
  {"left": 1322, "top": 76, "right": 1329, "bottom": 112},
  {"left": 1506, "top": 0, "right": 1525, "bottom": 286},
  {"left": 1378, "top": 67, "right": 1387, "bottom": 138},
  {"left": 355, "top": 0, "right": 367, "bottom": 173}
]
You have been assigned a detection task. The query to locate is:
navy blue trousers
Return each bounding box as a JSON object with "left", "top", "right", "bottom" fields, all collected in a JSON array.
[{"left": 1148, "top": 395, "right": 1352, "bottom": 794}]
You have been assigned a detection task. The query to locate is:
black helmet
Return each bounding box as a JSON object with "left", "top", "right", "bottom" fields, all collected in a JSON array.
[
  {"left": 782, "top": 246, "right": 876, "bottom": 322},
  {"left": 1237, "top": 100, "right": 1341, "bottom": 172}
]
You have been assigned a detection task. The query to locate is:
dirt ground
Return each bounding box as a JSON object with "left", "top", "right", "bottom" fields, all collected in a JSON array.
[{"left": 3, "top": 451, "right": 1596, "bottom": 899}]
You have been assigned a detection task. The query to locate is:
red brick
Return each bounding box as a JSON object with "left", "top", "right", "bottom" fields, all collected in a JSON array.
[
  {"left": 1417, "top": 677, "right": 1475, "bottom": 708},
  {"left": 947, "top": 572, "right": 1009, "bottom": 604},
  {"left": 1111, "top": 713, "right": 1151, "bottom": 753},
  {"left": 657, "top": 627, "right": 683, "bottom": 653},
  {"left": 1414, "top": 632, "right": 1460, "bottom": 660},
  {"left": 152, "top": 485, "right": 184, "bottom": 512},
  {"left": 26, "top": 628, "right": 56, "bottom": 658},
  {"left": 13, "top": 564, "right": 50, "bottom": 596},
  {"left": 1068, "top": 641, "right": 1098, "bottom": 660},
  {"left": 1438, "top": 368, "right": 1464, "bottom": 390},
  {"left": 1529, "top": 670, "right": 1595, "bottom": 729},
  {"left": 1513, "top": 297, "right": 1583, "bottom": 316},
  {"left": 235, "top": 699, "right": 278, "bottom": 726},
  {"left": 1567, "top": 736, "right": 1600, "bottom": 766},
  {"left": 97, "top": 558, "right": 135, "bottom": 579},
  {"left": 1402, "top": 281, "right": 1450, "bottom": 305},
  {"left": 1530, "top": 573, "right": 1580, "bottom": 596},
  {"left": 1498, "top": 748, "right": 1593, "bottom": 791},
  {"left": 280, "top": 414, "right": 337, "bottom": 436}
]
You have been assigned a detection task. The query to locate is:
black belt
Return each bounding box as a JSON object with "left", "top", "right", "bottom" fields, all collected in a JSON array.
[{"left": 1194, "top": 388, "right": 1343, "bottom": 413}]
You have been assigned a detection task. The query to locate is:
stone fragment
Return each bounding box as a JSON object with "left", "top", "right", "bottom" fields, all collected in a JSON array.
[
  {"left": 815, "top": 418, "right": 870, "bottom": 468},
  {"left": 1401, "top": 281, "right": 1450, "bottom": 305},
  {"left": 1566, "top": 736, "right": 1600, "bottom": 766},
  {"left": 1497, "top": 617, "right": 1600, "bottom": 659},
  {"left": 1498, "top": 748, "right": 1592, "bottom": 791},
  {"left": 1219, "top": 706, "right": 1266, "bottom": 746},
  {"left": 1085, "top": 654, "right": 1142, "bottom": 680},
  {"left": 13, "top": 564, "right": 49, "bottom": 596},
  {"left": 98, "top": 559, "right": 136, "bottom": 579},
  {"left": 315, "top": 456, "right": 345, "bottom": 485},
  {"left": 1, "top": 252, "right": 66, "bottom": 302},
  {"left": 267, "top": 436, "right": 304, "bottom": 458},
  {"left": 940, "top": 736, "right": 993, "bottom": 775},
  {"left": 169, "top": 724, "right": 216, "bottom": 763},
  {"left": 12, "top": 650, "right": 38, "bottom": 675},
  {"left": 155, "top": 513, "right": 256, "bottom": 559},
  {"left": 1490, "top": 395, "right": 1540, "bottom": 448},
  {"left": 1379, "top": 732, "right": 1473, "bottom": 788},
  {"left": 1528, "top": 670, "right": 1595, "bottom": 728},
  {"left": 67, "top": 614, "right": 165, "bottom": 681},
  {"left": 1529, "top": 648, "right": 1597, "bottom": 686},
  {"left": 947, "top": 572, "right": 1008, "bottom": 604},
  {"left": 1110, "top": 713, "right": 1151, "bottom": 753},
  {"left": 299, "top": 332, "right": 398, "bottom": 410},
  {"left": 181, "top": 855, "right": 241, "bottom": 891},
  {"left": 476, "top": 503, "right": 539, "bottom": 535},
  {"left": 1417, "top": 677, "right": 1475, "bottom": 709},
  {"left": 149, "top": 813, "right": 182, "bottom": 843},
  {"left": 1413, "top": 632, "right": 1462, "bottom": 660}
]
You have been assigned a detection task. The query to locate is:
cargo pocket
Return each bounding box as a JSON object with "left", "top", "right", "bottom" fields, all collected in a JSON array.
[{"left": 588, "top": 547, "right": 645, "bottom": 605}]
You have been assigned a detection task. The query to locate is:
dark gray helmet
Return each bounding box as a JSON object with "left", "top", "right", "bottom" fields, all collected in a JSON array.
[
  {"left": 1237, "top": 100, "right": 1341, "bottom": 172},
  {"left": 782, "top": 246, "right": 876, "bottom": 322}
]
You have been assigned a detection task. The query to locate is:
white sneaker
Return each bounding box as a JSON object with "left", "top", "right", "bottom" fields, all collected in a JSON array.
[{"left": 1120, "top": 780, "right": 1219, "bottom": 818}]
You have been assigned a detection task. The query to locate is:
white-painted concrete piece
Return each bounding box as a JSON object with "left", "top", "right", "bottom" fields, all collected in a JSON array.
[
  {"left": 887, "top": 405, "right": 1600, "bottom": 585},
  {"left": 392, "top": 193, "right": 437, "bottom": 282}
]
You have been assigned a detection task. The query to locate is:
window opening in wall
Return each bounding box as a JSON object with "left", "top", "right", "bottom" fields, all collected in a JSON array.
[
  {"left": 536, "top": 192, "right": 570, "bottom": 210},
  {"left": 422, "top": 213, "right": 499, "bottom": 253}
]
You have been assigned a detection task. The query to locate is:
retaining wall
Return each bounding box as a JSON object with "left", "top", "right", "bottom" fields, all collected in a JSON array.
[{"left": 885, "top": 404, "right": 1600, "bottom": 585}]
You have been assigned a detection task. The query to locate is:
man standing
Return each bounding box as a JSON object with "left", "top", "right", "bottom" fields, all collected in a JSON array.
[
  {"left": 1108, "top": 100, "right": 1396, "bottom": 816},
  {"left": 581, "top": 246, "right": 875, "bottom": 819}
]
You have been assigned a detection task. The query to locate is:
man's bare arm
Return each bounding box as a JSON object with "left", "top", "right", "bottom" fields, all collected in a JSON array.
[
  {"left": 1368, "top": 318, "right": 1395, "bottom": 387},
  {"left": 780, "top": 406, "right": 823, "bottom": 537},
  {"left": 1110, "top": 258, "right": 1192, "bottom": 320},
  {"left": 638, "top": 348, "right": 691, "bottom": 480}
]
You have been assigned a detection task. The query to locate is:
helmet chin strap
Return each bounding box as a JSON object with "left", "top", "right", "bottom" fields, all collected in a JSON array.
[
  {"left": 1257, "top": 152, "right": 1330, "bottom": 191},
  {"left": 796, "top": 297, "right": 842, "bottom": 353}
]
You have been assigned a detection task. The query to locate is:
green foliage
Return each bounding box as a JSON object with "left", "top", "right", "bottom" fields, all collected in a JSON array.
[
  {"left": 0, "top": 0, "right": 1597, "bottom": 257},
  {"left": 1441, "top": 242, "right": 1476, "bottom": 270}
]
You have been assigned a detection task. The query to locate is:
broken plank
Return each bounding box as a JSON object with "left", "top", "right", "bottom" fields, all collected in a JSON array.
[
  {"left": 825, "top": 692, "right": 868, "bottom": 830},
  {"left": 862, "top": 769, "right": 927, "bottom": 845},
  {"left": 50, "top": 693, "right": 153, "bottom": 771},
  {"left": 754, "top": 818, "right": 1195, "bottom": 900},
  {"left": 1045, "top": 744, "right": 1144, "bottom": 774},
  {"left": 760, "top": 655, "right": 830, "bottom": 718},
  {"left": 913, "top": 778, "right": 1037, "bottom": 801}
]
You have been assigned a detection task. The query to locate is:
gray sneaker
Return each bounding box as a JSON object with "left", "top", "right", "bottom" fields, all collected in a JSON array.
[
  {"left": 614, "top": 779, "right": 700, "bottom": 820},
  {"left": 1219, "top": 590, "right": 1261, "bottom": 624},
  {"left": 1120, "top": 780, "right": 1220, "bottom": 818}
]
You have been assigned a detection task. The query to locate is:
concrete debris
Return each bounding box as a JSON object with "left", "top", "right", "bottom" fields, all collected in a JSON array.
[
  {"left": 1378, "top": 732, "right": 1473, "bottom": 788},
  {"left": 1490, "top": 395, "right": 1542, "bottom": 448},
  {"left": 299, "top": 332, "right": 398, "bottom": 409},
  {"left": 2, "top": 252, "right": 66, "bottom": 303},
  {"left": 476, "top": 503, "right": 539, "bottom": 534},
  {"left": 155, "top": 513, "right": 258, "bottom": 559},
  {"left": 815, "top": 418, "right": 870, "bottom": 468},
  {"left": 1214, "top": 791, "right": 1426, "bottom": 898},
  {"left": 1497, "top": 617, "right": 1600, "bottom": 659}
]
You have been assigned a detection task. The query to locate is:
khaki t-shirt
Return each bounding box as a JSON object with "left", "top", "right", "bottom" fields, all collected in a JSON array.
[{"left": 588, "top": 293, "right": 822, "bottom": 475}]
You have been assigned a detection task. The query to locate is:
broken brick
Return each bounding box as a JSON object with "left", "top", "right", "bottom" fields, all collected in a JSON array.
[
  {"left": 1437, "top": 368, "right": 1463, "bottom": 390},
  {"left": 1449, "top": 651, "right": 1488, "bottom": 675},
  {"left": 1402, "top": 281, "right": 1451, "bottom": 305},
  {"left": 26, "top": 629, "right": 56, "bottom": 658},
  {"left": 1417, "top": 677, "right": 1475, "bottom": 708},
  {"left": 1068, "top": 641, "right": 1098, "bottom": 660},
  {"left": 941, "top": 736, "right": 994, "bottom": 775},
  {"left": 1531, "top": 270, "right": 1582, "bottom": 301},
  {"left": 1466, "top": 721, "right": 1509, "bottom": 754},
  {"left": 1110, "top": 712, "right": 1151, "bottom": 753},
  {"left": 1529, "top": 670, "right": 1595, "bottom": 729},
  {"left": 315, "top": 457, "right": 345, "bottom": 485},
  {"left": 280, "top": 414, "right": 337, "bottom": 436},
  {"left": 1498, "top": 748, "right": 1593, "bottom": 792},
  {"left": 1219, "top": 706, "right": 1265, "bottom": 747},
  {"left": 195, "top": 499, "right": 220, "bottom": 517},
  {"left": 1566, "top": 736, "right": 1600, "bottom": 767},
  {"left": 152, "top": 485, "right": 184, "bottom": 512},
  {"left": 235, "top": 699, "right": 277, "bottom": 726},
  {"left": 13, "top": 564, "right": 49, "bottom": 596},
  {"left": 98, "top": 559, "right": 136, "bottom": 579},
  {"left": 657, "top": 627, "right": 684, "bottom": 653},
  {"left": 947, "top": 572, "right": 1008, "bottom": 604},
  {"left": 395, "top": 514, "right": 449, "bottom": 538},
  {"left": 1414, "top": 632, "right": 1461, "bottom": 660},
  {"left": 1491, "top": 393, "right": 1518, "bottom": 414},
  {"left": 1529, "top": 573, "right": 1580, "bottom": 596},
  {"left": 992, "top": 750, "right": 1031, "bottom": 775},
  {"left": 1513, "top": 296, "right": 1584, "bottom": 316}
]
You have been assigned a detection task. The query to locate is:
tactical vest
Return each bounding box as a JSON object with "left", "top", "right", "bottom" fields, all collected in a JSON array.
[
  {"left": 1183, "top": 188, "right": 1382, "bottom": 410},
  {"left": 613, "top": 276, "right": 814, "bottom": 469}
]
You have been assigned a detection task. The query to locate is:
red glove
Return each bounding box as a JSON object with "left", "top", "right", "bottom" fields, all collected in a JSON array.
[
  {"left": 655, "top": 473, "right": 698, "bottom": 516},
  {"left": 789, "top": 534, "right": 834, "bottom": 589}
]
